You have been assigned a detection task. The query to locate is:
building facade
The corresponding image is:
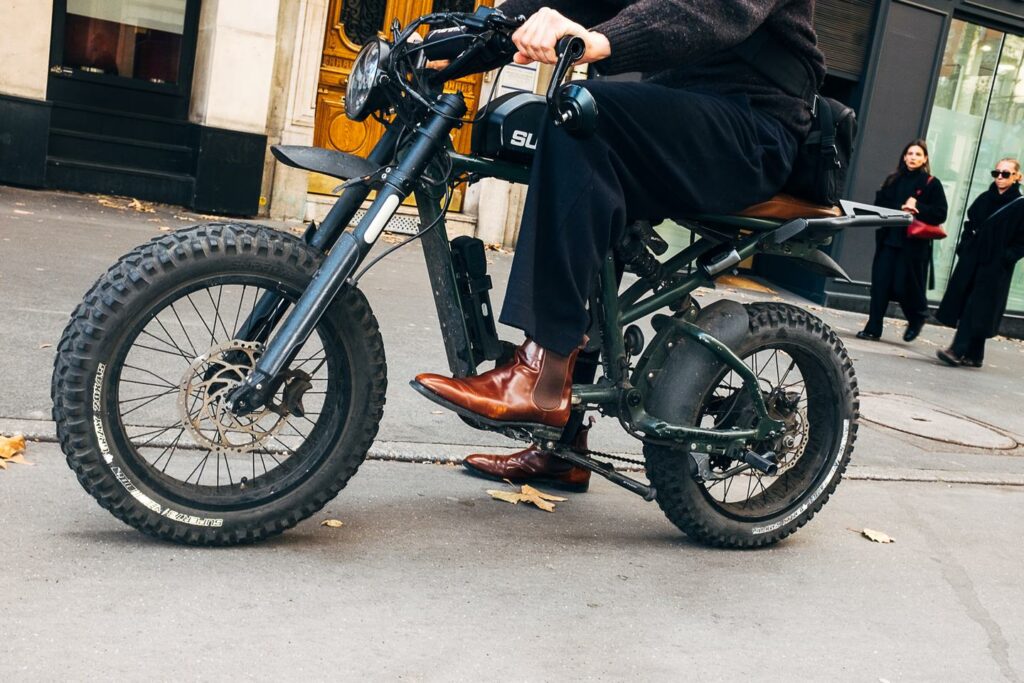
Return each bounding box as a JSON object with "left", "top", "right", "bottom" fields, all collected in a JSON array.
[
  {"left": 760, "top": 0, "right": 1024, "bottom": 335},
  {"left": 1, "top": 0, "right": 1022, "bottom": 329}
]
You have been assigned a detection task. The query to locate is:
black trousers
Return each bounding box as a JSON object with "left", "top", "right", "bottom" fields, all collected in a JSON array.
[
  {"left": 951, "top": 324, "right": 986, "bottom": 362},
  {"left": 498, "top": 80, "right": 798, "bottom": 356},
  {"left": 864, "top": 243, "right": 930, "bottom": 337}
]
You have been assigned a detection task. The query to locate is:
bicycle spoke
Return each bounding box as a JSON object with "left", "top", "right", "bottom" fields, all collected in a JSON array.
[{"left": 168, "top": 302, "right": 200, "bottom": 358}]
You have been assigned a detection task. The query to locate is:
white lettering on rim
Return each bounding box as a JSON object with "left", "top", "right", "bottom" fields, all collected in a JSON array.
[
  {"left": 92, "top": 363, "right": 224, "bottom": 528},
  {"left": 751, "top": 419, "right": 850, "bottom": 535}
]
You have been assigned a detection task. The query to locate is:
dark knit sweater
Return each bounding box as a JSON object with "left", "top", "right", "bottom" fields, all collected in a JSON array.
[{"left": 497, "top": 0, "right": 826, "bottom": 138}]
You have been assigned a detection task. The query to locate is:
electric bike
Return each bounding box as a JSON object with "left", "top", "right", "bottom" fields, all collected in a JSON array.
[{"left": 51, "top": 7, "right": 909, "bottom": 547}]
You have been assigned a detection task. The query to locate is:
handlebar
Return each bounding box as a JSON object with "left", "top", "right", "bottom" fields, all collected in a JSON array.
[{"left": 410, "top": 9, "right": 598, "bottom": 135}]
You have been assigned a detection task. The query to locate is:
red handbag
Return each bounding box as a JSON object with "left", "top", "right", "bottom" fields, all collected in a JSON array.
[{"left": 907, "top": 218, "right": 947, "bottom": 240}]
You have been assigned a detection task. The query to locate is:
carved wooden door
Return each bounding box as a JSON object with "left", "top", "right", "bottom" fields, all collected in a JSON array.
[{"left": 311, "top": 0, "right": 493, "bottom": 201}]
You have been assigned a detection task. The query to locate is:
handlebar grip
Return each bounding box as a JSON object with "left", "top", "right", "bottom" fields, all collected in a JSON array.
[{"left": 555, "top": 35, "right": 587, "bottom": 62}]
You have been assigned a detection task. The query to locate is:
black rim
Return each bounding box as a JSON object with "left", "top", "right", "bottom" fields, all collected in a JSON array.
[
  {"left": 103, "top": 274, "right": 351, "bottom": 511},
  {"left": 696, "top": 343, "right": 841, "bottom": 522}
]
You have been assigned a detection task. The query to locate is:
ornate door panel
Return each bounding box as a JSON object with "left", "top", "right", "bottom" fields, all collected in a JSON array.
[{"left": 311, "top": 0, "right": 492, "bottom": 201}]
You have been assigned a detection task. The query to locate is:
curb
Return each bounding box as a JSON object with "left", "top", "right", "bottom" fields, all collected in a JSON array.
[{"left": 6, "top": 416, "right": 1024, "bottom": 487}]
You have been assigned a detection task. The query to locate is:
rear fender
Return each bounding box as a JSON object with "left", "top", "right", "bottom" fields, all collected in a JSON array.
[{"left": 633, "top": 299, "right": 750, "bottom": 426}]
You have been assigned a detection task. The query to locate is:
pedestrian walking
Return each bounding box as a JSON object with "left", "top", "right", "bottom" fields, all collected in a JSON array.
[
  {"left": 935, "top": 158, "right": 1024, "bottom": 368},
  {"left": 857, "top": 139, "right": 949, "bottom": 343}
]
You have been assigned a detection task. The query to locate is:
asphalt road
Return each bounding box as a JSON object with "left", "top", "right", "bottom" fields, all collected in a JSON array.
[
  {"left": 2, "top": 186, "right": 1024, "bottom": 681},
  {"left": 1, "top": 441, "right": 1022, "bottom": 681}
]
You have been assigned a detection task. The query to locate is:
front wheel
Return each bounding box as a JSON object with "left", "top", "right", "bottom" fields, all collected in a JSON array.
[
  {"left": 644, "top": 303, "right": 858, "bottom": 548},
  {"left": 51, "top": 223, "right": 387, "bottom": 545}
]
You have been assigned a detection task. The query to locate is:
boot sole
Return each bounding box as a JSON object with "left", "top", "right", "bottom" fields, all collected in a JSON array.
[
  {"left": 410, "top": 380, "right": 567, "bottom": 443},
  {"left": 461, "top": 462, "right": 590, "bottom": 493}
]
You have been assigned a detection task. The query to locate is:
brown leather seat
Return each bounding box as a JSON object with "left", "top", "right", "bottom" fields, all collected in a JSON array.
[{"left": 738, "top": 193, "right": 842, "bottom": 220}]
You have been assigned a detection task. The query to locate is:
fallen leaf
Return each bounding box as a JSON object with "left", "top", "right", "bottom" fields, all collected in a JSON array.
[
  {"left": 487, "top": 483, "right": 568, "bottom": 512},
  {"left": 13, "top": 209, "right": 33, "bottom": 215},
  {"left": 520, "top": 484, "right": 567, "bottom": 502},
  {"left": 129, "top": 198, "right": 156, "bottom": 213},
  {"left": 0, "top": 434, "right": 26, "bottom": 459},
  {"left": 861, "top": 528, "right": 895, "bottom": 544},
  {"left": 38, "top": 343, "right": 53, "bottom": 349},
  {"left": 4, "top": 454, "right": 32, "bottom": 466},
  {"left": 158, "top": 226, "right": 172, "bottom": 231},
  {"left": 0, "top": 460, "right": 6, "bottom": 470},
  {"left": 487, "top": 489, "right": 555, "bottom": 512},
  {"left": 320, "top": 519, "right": 344, "bottom": 528}
]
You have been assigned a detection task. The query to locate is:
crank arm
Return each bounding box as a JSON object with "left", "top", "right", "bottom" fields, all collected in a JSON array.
[{"left": 553, "top": 449, "right": 656, "bottom": 501}]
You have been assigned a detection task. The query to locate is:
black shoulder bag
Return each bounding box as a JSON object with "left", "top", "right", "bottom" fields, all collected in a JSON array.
[{"left": 733, "top": 27, "right": 857, "bottom": 206}]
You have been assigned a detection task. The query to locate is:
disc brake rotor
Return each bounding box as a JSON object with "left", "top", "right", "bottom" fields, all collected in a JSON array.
[
  {"left": 178, "top": 340, "right": 286, "bottom": 454},
  {"left": 766, "top": 391, "right": 807, "bottom": 474}
]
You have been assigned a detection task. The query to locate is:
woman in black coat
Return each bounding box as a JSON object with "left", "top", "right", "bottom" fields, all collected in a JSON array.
[
  {"left": 936, "top": 158, "right": 1024, "bottom": 368},
  {"left": 858, "top": 139, "right": 949, "bottom": 342}
]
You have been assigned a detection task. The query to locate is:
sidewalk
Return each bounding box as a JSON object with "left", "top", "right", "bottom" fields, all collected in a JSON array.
[{"left": 2, "top": 185, "right": 1023, "bottom": 484}]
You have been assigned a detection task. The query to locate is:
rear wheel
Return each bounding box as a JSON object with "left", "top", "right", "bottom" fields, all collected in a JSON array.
[
  {"left": 51, "top": 223, "right": 387, "bottom": 545},
  {"left": 644, "top": 303, "right": 858, "bottom": 548}
]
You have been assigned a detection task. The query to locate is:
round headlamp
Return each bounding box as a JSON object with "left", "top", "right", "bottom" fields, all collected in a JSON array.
[{"left": 345, "top": 39, "right": 390, "bottom": 122}]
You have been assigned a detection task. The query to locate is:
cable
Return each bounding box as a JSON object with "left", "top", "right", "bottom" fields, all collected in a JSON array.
[{"left": 349, "top": 184, "right": 456, "bottom": 285}]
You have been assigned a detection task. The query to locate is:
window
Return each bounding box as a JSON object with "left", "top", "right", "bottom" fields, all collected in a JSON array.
[
  {"left": 61, "top": 0, "right": 187, "bottom": 84},
  {"left": 926, "top": 20, "right": 1024, "bottom": 309}
]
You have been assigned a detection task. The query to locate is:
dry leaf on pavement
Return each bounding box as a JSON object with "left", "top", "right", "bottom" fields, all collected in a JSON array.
[
  {"left": 129, "top": 198, "right": 156, "bottom": 213},
  {"left": 0, "top": 434, "right": 31, "bottom": 468},
  {"left": 38, "top": 343, "right": 52, "bottom": 349},
  {"left": 520, "top": 485, "right": 567, "bottom": 502},
  {"left": 320, "top": 519, "right": 344, "bottom": 528},
  {"left": 1, "top": 434, "right": 26, "bottom": 459},
  {"left": 487, "top": 484, "right": 567, "bottom": 513},
  {"left": 860, "top": 528, "right": 895, "bottom": 544}
]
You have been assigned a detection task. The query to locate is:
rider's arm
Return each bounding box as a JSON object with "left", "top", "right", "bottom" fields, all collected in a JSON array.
[
  {"left": 589, "top": 0, "right": 796, "bottom": 75},
  {"left": 498, "top": 0, "right": 616, "bottom": 29}
]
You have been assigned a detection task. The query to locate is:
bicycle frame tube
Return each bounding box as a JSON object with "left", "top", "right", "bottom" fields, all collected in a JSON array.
[{"left": 577, "top": 244, "right": 784, "bottom": 449}]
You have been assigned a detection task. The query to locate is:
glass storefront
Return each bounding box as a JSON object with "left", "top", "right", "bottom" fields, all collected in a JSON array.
[
  {"left": 926, "top": 19, "right": 1024, "bottom": 311},
  {"left": 62, "top": 0, "right": 187, "bottom": 84}
]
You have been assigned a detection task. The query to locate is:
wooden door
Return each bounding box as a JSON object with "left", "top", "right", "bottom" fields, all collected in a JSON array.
[{"left": 310, "top": 0, "right": 492, "bottom": 202}]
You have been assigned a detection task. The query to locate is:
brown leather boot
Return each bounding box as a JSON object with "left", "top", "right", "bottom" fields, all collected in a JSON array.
[
  {"left": 463, "top": 423, "right": 592, "bottom": 492},
  {"left": 413, "top": 340, "right": 579, "bottom": 428}
]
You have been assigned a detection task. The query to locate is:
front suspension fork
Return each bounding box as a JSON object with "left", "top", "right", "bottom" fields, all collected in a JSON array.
[{"left": 227, "top": 94, "right": 468, "bottom": 414}]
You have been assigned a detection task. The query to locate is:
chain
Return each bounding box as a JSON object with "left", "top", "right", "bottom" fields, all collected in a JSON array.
[{"left": 561, "top": 445, "right": 646, "bottom": 469}]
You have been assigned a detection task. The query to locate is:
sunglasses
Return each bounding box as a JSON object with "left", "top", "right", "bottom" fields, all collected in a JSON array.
[{"left": 991, "top": 170, "right": 1017, "bottom": 179}]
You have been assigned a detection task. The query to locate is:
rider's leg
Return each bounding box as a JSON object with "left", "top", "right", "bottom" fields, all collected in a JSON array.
[
  {"left": 458, "top": 349, "right": 599, "bottom": 487},
  {"left": 499, "top": 81, "right": 797, "bottom": 355},
  {"left": 416, "top": 82, "right": 796, "bottom": 427},
  {"left": 462, "top": 419, "right": 593, "bottom": 491}
]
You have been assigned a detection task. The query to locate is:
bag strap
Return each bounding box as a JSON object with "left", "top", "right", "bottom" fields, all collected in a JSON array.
[
  {"left": 987, "top": 195, "right": 1024, "bottom": 223},
  {"left": 732, "top": 25, "right": 816, "bottom": 106}
]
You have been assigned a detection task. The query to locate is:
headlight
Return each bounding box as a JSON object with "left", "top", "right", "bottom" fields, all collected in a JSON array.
[{"left": 345, "top": 39, "right": 390, "bottom": 122}]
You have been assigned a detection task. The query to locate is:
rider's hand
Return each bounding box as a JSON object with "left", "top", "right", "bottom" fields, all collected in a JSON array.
[
  {"left": 511, "top": 8, "right": 611, "bottom": 66},
  {"left": 902, "top": 197, "right": 919, "bottom": 214}
]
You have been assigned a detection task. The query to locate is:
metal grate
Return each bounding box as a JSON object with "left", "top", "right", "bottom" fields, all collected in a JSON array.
[{"left": 349, "top": 209, "right": 421, "bottom": 235}]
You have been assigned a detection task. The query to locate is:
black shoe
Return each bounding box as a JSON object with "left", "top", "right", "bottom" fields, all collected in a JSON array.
[
  {"left": 856, "top": 330, "right": 880, "bottom": 341},
  {"left": 903, "top": 319, "right": 925, "bottom": 342},
  {"left": 936, "top": 348, "right": 963, "bottom": 367},
  {"left": 961, "top": 358, "right": 984, "bottom": 368}
]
